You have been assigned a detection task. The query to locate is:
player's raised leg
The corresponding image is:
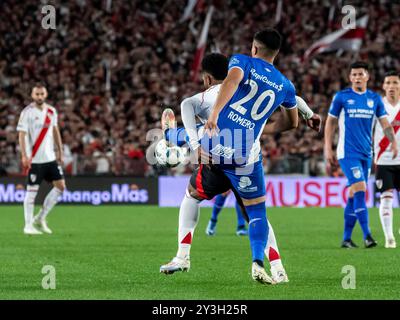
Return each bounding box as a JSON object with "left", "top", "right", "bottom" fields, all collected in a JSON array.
[{"left": 161, "top": 108, "right": 177, "bottom": 144}]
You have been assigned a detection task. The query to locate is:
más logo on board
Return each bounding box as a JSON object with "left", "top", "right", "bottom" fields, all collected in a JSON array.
[{"left": 0, "top": 184, "right": 149, "bottom": 205}]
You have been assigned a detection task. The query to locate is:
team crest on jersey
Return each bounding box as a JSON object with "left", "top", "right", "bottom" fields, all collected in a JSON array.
[
  {"left": 375, "top": 179, "right": 383, "bottom": 190},
  {"left": 367, "top": 99, "right": 374, "bottom": 108},
  {"left": 352, "top": 167, "right": 362, "bottom": 179},
  {"left": 229, "top": 57, "right": 240, "bottom": 67},
  {"left": 30, "top": 174, "right": 37, "bottom": 183}
]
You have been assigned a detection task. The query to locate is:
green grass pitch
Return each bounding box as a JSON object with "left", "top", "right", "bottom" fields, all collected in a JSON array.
[{"left": 0, "top": 205, "right": 399, "bottom": 299}]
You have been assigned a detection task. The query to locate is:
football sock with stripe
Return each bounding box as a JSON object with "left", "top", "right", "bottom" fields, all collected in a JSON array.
[
  {"left": 265, "top": 220, "right": 282, "bottom": 268},
  {"left": 176, "top": 191, "right": 201, "bottom": 260},
  {"left": 353, "top": 191, "right": 371, "bottom": 239},
  {"left": 343, "top": 197, "right": 357, "bottom": 241},
  {"left": 379, "top": 191, "right": 394, "bottom": 240},
  {"left": 246, "top": 202, "right": 268, "bottom": 263}
]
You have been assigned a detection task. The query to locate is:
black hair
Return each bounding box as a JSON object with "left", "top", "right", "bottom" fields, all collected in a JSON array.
[
  {"left": 384, "top": 70, "right": 399, "bottom": 79},
  {"left": 253, "top": 28, "right": 282, "bottom": 54},
  {"left": 349, "top": 61, "right": 369, "bottom": 72},
  {"left": 32, "top": 83, "right": 46, "bottom": 89},
  {"left": 201, "top": 53, "right": 228, "bottom": 80}
]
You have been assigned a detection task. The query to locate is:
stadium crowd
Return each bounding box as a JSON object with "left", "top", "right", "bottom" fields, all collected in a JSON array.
[{"left": 0, "top": 0, "right": 399, "bottom": 177}]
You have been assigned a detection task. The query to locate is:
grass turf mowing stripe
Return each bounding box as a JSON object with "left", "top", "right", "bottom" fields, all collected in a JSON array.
[{"left": 0, "top": 205, "right": 399, "bottom": 299}]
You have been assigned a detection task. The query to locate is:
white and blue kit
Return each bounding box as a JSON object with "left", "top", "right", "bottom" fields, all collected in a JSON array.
[
  {"left": 204, "top": 54, "right": 297, "bottom": 263},
  {"left": 168, "top": 53, "right": 297, "bottom": 263},
  {"left": 328, "top": 88, "right": 387, "bottom": 186},
  {"left": 199, "top": 54, "right": 297, "bottom": 200}
]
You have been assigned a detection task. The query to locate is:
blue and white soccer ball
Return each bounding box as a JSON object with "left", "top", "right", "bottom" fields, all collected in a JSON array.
[{"left": 155, "top": 139, "right": 187, "bottom": 168}]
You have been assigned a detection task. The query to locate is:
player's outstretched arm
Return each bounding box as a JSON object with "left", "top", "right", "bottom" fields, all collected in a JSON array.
[
  {"left": 263, "top": 107, "right": 298, "bottom": 134},
  {"left": 378, "top": 117, "right": 398, "bottom": 159},
  {"left": 296, "top": 96, "right": 322, "bottom": 132},
  {"left": 204, "top": 68, "right": 243, "bottom": 136}
]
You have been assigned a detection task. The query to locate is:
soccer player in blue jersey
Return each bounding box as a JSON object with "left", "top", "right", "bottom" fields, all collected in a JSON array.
[
  {"left": 160, "top": 51, "right": 320, "bottom": 283},
  {"left": 324, "top": 61, "right": 398, "bottom": 249},
  {"left": 164, "top": 52, "right": 319, "bottom": 239},
  {"left": 199, "top": 28, "right": 298, "bottom": 284},
  {"left": 160, "top": 53, "right": 291, "bottom": 283}
]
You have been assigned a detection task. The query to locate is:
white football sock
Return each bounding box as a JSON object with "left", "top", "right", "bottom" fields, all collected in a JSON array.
[
  {"left": 265, "top": 220, "right": 283, "bottom": 269},
  {"left": 176, "top": 190, "right": 201, "bottom": 260},
  {"left": 379, "top": 191, "right": 394, "bottom": 240},
  {"left": 38, "top": 187, "right": 63, "bottom": 220},
  {"left": 24, "top": 185, "right": 39, "bottom": 227}
]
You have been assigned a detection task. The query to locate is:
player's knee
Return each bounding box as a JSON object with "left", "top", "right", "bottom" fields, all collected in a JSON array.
[
  {"left": 25, "top": 185, "right": 39, "bottom": 201},
  {"left": 381, "top": 189, "right": 393, "bottom": 198},
  {"left": 351, "top": 181, "right": 366, "bottom": 193},
  {"left": 381, "top": 190, "right": 393, "bottom": 206},
  {"left": 241, "top": 195, "right": 266, "bottom": 207},
  {"left": 221, "top": 190, "right": 231, "bottom": 197},
  {"left": 54, "top": 180, "right": 66, "bottom": 192}
]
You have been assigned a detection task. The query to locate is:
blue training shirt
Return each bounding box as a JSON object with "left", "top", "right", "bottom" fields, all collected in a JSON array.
[
  {"left": 328, "top": 88, "right": 387, "bottom": 160},
  {"left": 200, "top": 54, "right": 297, "bottom": 166}
]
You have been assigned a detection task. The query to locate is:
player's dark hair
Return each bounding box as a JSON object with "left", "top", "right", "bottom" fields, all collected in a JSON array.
[
  {"left": 253, "top": 28, "right": 282, "bottom": 56},
  {"left": 32, "top": 83, "right": 46, "bottom": 89},
  {"left": 349, "top": 61, "right": 369, "bottom": 72},
  {"left": 201, "top": 53, "right": 228, "bottom": 80},
  {"left": 384, "top": 70, "right": 399, "bottom": 79}
]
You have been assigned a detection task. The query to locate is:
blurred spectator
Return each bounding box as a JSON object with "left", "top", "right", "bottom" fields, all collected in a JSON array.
[{"left": 0, "top": 0, "right": 398, "bottom": 176}]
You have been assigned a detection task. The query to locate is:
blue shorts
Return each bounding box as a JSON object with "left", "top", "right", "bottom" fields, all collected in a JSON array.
[
  {"left": 338, "top": 158, "right": 372, "bottom": 186},
  {"left": 189, "top": 161, "right": 265, "bottom": 202},
  {"left": 222, "top": 161, "right": 266, "bottom": 200}
]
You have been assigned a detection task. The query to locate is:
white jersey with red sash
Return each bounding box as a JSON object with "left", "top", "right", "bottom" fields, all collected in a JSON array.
[
  {"left": 17, "top": 103, "right": 58, "bottom": 164},
  {"left": 374, "top": 97, "right": 400, "bottom": 165}
]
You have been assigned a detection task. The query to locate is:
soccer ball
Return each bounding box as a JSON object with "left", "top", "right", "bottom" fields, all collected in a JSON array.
[{"left": 155, "top": 139, "right": 187, "bottom": 167}]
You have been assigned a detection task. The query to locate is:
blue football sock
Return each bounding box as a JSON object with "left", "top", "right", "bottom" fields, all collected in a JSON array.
[
  {"left": 211, "top": 194, "right": 228, "bottom": 222},
  {"left": 353, "top": 191, "right": 371, "bottom": 239},
  {"left": 235, "top": 201, "right": 246, "bottom": 228},
  {"left": 246, "top": 202, "right": 268, "bottom": 263},
  {"left": 164, "top": 127, "right": 188, "bottom": 147},
  {"left": 343, "top": 197, "right": 356, "bottom": 241}
]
